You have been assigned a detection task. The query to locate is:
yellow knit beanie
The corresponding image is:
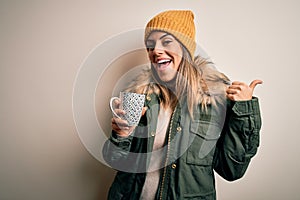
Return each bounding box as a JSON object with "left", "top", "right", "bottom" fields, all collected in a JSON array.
[{"left": 144, "top": 10, "right": 196, "bottom": 59}]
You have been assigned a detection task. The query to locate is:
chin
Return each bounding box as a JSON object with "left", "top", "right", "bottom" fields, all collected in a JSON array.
[
  {"left": 158, "top": 75, "right": 177, "bottom": 85},
  {"left": 158, "top": 76, "right": 171, "bottom": 83}
]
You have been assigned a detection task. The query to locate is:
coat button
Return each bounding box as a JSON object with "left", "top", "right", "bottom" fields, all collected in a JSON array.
[
  {"left": 151, "top": 131, "right": 155, "bottom": 136},
  {"left": 176, "top": 126, "right": 182, "bottom": 132},
  {"left": 146, "top": 96, "right": 151, "bottom": 101},
  {"left": 171, "top": 163, "right": 176, "bottom": 169}
]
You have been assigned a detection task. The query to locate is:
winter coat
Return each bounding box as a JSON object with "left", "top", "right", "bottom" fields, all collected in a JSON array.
[{"left": 102, "top": 59, "right": 262, "bottom": 200}]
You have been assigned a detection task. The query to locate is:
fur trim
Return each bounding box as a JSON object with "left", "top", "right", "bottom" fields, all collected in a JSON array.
[
  {"left": 194, "top": 55, "right": 230, "bottom": 100},
  {"left": 126, "top": 56, "right": 230, "bottom": 106}
]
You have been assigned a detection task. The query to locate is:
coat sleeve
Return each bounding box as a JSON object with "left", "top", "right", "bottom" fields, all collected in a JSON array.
[
  {"left": 213, "top": 97, "right": 262, "bottom": 181},
  {"left": 102, "top": 131, "right": 133, "bottom": 169}
]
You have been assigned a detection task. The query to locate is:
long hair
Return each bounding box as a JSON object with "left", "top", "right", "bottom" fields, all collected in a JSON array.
[
  {"left": 125, "top": 45, "right": 219, "bottom": 118},
  {"left": 174, "top": 47, "right": 203, "bottom": 117}
]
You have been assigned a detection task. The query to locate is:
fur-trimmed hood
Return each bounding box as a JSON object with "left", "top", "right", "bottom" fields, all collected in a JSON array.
[
  {"left": 194, "top": 56, "right": 230, "bottom": 107},
  {"left": 125, "top": 56, "right": 230, "bottom": 108}
]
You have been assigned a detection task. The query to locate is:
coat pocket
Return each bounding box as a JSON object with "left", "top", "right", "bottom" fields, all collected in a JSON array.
[{"left": 186, "top": 120, "right": 221, "bottom": 166}]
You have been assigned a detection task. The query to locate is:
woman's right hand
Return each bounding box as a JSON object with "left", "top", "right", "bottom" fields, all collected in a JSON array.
[
  {"left": 111, "top": 99, "right": 134, "bottom": 137},
  {"left": 111, "top": 99, "right": 147, "bottom": 137}
]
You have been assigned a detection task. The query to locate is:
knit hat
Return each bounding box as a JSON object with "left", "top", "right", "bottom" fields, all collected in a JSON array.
[{"left": 144, "top": 10, "right": 196, "bottom": 59}]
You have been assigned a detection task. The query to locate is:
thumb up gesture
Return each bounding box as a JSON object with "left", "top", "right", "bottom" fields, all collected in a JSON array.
[{"left": 226, "top": 80, "right": 263, "bottom": 101}]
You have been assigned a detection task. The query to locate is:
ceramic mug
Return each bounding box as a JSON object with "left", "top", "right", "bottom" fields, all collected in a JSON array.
[{"left": 110, "top": 92, "right": 145, "bottom": 126}]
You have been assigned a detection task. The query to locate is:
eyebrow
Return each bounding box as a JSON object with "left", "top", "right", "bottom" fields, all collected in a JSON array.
[{"left": 159, "top": 33, "right": 170, "bottom": 40}]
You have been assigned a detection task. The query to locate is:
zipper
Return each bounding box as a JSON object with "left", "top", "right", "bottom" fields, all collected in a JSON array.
[{"left": 159, "top": 106, "right": 177, "bottom": 200}]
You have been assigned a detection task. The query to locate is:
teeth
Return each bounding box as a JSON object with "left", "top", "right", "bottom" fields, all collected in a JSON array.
[{"left": 157, "top": 59, "right": 171, "bottom": 64}]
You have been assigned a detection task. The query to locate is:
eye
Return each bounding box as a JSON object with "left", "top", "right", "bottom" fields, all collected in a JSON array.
[
  {"left": 162, "top": 40, "right": 172, "bottom": 46},
  {"left": 146, "top": 42, "right": 155, "bottom": 51},
  {"left": 146, "top": 45, "right": 154, "bottom": 51}
]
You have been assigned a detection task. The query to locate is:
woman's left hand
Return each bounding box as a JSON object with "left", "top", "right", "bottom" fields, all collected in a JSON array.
[{"left": 226, "top": 79, "right": 263, "bottom": 101}]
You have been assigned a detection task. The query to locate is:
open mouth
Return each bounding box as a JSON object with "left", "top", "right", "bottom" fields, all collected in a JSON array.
[{"left": 156, "top": 59, "right": 172, "bottom": 69}]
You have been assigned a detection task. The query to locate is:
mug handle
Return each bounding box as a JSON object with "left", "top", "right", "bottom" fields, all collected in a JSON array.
[{"left": 109, "top": 97, "right": 122, "bottom": 119}]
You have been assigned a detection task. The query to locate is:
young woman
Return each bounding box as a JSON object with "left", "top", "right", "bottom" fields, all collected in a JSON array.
[{"left": 103, "top": 10, "right": 262, "bottom": 200}]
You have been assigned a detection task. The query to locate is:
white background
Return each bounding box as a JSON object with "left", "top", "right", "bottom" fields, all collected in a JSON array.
[{"left": 1, "top": 0, "right": 299, "bottom": 199}]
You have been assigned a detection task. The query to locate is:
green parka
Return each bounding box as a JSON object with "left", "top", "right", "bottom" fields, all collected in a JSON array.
[{"left": 102, "top": 62, "right": 262, "bottom": 200}]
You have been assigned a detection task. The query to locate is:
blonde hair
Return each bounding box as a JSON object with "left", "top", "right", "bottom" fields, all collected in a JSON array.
[{"left": 125, "top": 46, "right": 215, "bottom": 118}]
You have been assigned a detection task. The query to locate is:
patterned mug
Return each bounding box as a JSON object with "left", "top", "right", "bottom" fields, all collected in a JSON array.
[{"left": 110, "top": 92, "right": 145, "bottom": 126}]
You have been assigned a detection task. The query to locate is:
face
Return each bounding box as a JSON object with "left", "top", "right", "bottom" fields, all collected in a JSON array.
[{"left": 146, "top": 31, "right": 183, "bottom": 83}]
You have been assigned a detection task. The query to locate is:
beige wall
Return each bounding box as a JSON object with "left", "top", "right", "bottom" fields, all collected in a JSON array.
[{"left": 1, "top": 0, "right": 299, "bottom": 199}]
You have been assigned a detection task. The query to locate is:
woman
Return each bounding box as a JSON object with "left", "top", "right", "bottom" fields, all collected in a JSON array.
[{"left": 103, "top": 10, "right": 262, "bottom": 200}]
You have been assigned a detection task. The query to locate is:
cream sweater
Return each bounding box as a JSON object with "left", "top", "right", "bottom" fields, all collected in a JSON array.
[{"left": 140, "top": 107, "right": 172, "bottom": 200}]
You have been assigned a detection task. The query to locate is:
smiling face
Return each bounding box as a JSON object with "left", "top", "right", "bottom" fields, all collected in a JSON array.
[{"left": 146, "top": 31, "right": 183, "bottom": 83}]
